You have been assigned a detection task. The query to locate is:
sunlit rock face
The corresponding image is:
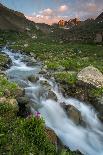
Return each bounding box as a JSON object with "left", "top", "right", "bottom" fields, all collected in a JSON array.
[{"left": 58, "top": 18, "right": 81, "bottom": 28}]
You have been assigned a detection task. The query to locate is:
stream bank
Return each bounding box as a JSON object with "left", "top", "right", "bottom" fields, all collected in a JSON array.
[{"left": 0, "top": 47, "right": 103, "bottom": 155}]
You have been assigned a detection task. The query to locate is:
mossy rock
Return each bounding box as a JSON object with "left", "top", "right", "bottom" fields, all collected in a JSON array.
[{"left": 0, "top": 53, "right": 12, "bottom": 70}]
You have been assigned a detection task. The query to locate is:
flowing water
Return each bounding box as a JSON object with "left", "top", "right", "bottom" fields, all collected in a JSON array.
[{"left": 1, "top": 47, "right": 103, "bottom": 155}]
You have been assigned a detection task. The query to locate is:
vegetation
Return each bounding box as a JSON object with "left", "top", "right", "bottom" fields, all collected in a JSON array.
[
  {"left": 0, "top": 102, "right": 56, "bottom": 155},
  {"left": 54, "top": 72, "right": 77, "bottom": 85},
  {"left": 0, "top": 29, "right": 103, "bottom": 155},
  {"left": 0, "top": 75, "right": 17, "bottom": 97},
  {"left": 89, "top": 87, "right": 103, "bottom": 97}
]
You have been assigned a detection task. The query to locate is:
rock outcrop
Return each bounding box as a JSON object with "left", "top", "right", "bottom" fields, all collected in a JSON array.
[{"left": 58, "top": 18, "right": 81, "bottom": 28}]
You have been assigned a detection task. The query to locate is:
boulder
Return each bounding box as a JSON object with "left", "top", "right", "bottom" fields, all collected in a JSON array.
[
  {"left": 95, "top": 33, "right": 103, "bottom": 43},
  {"left": 77, "top": 66, "right": 103, "bottom": 88},
  {"left": 66, "top": 105, "right": 82, "bottom": 125},
  {"left": 28, "top": 75, "right": 39, "bottom": 83}
]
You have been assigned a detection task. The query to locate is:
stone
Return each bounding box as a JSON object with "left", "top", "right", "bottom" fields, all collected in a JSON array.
[
  {"left": 39, "top": 68, "right": 47, "bottom": 74},
  {"left": 66, "top": 105, "right": 82, "bottom": 125},
  {"left": 14, "top": 87, "right": 24, "bottom": 98},
  {"left": 0, "top": 97, "right": 19, "bottom": 112},
  {"left": 40, "top": 80, "right": 51, "bottom": 91},
  {"left": 17, "top": 96, "right": 29, "bottom": 105},
  {"left": 24, "top": 44, "right": 28, "bottom": 47},
  {"left": 17, "top": 96, "right": 30, "bottom": 117},
  {"left": 8, "top": 99, "right": 18, "bottom": 111},
  {"left": 47, "top": 90, "right": 57, "bottom": 101},
  {"left": 45, "top": 128, "right": 57, "bottom": 144},
  {"left": 28, "top": 76, "right": 39, "bottom": 83},
  {"left": 0, "top": 97, "right": 6, "bottom": 103},
  {"left": 0, "top": 53, "right": 12, "bottom": 70},
  {"left": 77, "top": 66, "right": 103, "bottom": 88},
  {"left": 4, "top": 89, "right": 11, "bottom": 97},
  {"left": 95, "top": 33, "right": 103, "bottom": 43}
]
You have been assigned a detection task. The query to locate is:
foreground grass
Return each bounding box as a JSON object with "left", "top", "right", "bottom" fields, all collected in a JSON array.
[{"left": 0, "top": 103, "right": 56, "bottom": 155}]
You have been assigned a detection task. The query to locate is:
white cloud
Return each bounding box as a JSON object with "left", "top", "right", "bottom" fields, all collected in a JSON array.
[
  {"left": 58, "top": 5, "right": 68, "bottom": 13},
  {"left": 40, "top": 8, "right": 54, "bottom": 16},
  {"left": 26, "top": 0, "right": 103, "bottom": 25}
]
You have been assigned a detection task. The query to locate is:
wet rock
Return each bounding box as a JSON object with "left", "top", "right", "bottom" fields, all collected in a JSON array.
[
  {"left": 39, "top": 68, "right": 47, "bottom": 74},
  {"left": 28, "top": 75, "right": 39, "bottom": 83},
  {"left": 30, "top": 52, "right": 36, "bottom": 58},
  {"left": 45, "top": 128, "right": 57, "bottom": 144},
  {"left": 66, "top": 105, "right": 82, "bottom": 125},
  {"left": 17, "top": 96, "right": 30, "bottom": 117},
  {"left": 77, "top": 66, "right": 103, "bottom": 88},
  {"left": 0, "top": 53, "right": 12, "bottom": 70},
  {"left": 47, "top": 90, "right": 57, "bottom": 101},
  {"left": 40, "top": 80, "right": 51, "bottom": 91},
  {"left": 17, "top": 96, "right": 29, "bottom": 105}
]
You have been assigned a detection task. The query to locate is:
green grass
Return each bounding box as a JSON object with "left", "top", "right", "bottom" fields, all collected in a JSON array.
[
  {"left": 89, "top": 87, "right": 103, "bottom": 97},
  {"left": 54, "top": 72, "right": 77, "bottom": 85},
  {"left": 0, "top": 75, "right": 17, "bottom": 97},
  {"left": 0, "top": 102, "right": 56, "bottom": 155}
]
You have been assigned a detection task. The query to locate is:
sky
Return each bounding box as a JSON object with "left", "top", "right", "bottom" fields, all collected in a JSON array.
[{"left": 0, "top": 0, "right": 103, "bottom": 25}]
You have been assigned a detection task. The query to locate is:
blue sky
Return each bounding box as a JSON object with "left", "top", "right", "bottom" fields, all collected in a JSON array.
[{"left": 0, "top": 0, "right": 103, "bottom": 24}]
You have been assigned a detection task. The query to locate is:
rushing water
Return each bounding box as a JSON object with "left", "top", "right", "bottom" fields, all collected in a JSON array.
[{"left": 1, "top": 47, "right": 103, "bottom": 155}]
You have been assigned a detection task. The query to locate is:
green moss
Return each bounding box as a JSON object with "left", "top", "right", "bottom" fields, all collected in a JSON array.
[{"left": 0, "top": 54, "right": 9, "bottom": 69}]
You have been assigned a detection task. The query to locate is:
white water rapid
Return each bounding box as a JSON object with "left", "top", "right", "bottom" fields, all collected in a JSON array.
[{"left": 1, "top": 47, "right": 103, "bottom": 155}]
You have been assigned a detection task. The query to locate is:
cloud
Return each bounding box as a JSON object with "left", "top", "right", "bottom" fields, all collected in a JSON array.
[
  {"left": 40, "top": 8, "right": 54, "bottom": 16},
  {"left": 87, "top": 3, "right": 97, "bottom": 12},
  {"left": 25, "top": 0, "right": 103, "bottom": 25},
  {"left": 26, "top": 15, "right": 68, "bottom": 25},
  {"left": 58, "top": 5, "right": 68, "bottom": 12}
]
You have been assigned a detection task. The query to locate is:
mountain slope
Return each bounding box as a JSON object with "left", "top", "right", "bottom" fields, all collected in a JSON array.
[{"left": 0, "top": 3, "right": 35, "bottom": 32}]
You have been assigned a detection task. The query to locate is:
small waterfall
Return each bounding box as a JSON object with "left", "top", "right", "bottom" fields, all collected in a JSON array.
[{"left": 1, "top": 47, "right": 103, "bottom": 155}]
